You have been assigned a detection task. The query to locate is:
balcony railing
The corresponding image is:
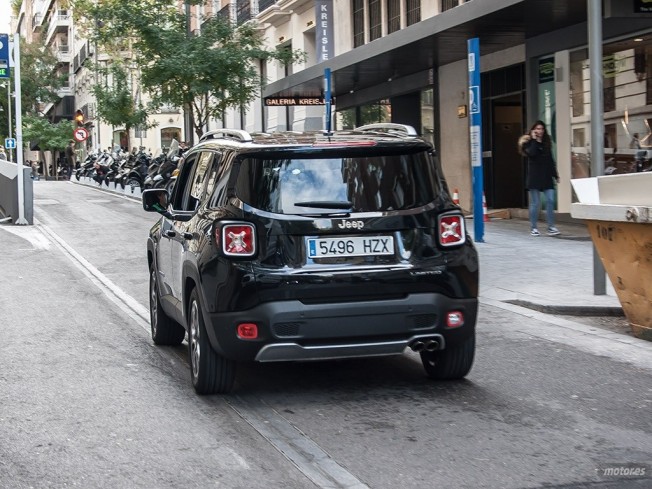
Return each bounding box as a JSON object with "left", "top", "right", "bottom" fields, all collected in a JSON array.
[{"left": 45, "top": 11, "right": 71, "bottom": 46}]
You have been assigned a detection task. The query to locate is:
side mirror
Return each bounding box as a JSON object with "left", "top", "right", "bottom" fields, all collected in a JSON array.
[{"left": 142, "top": 188, "right": 170, "bottom": 214}]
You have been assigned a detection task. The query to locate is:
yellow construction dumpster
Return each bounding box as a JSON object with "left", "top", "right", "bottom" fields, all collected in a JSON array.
[{"left": 571, "top": 172, "right": 652, "bottom": 340}]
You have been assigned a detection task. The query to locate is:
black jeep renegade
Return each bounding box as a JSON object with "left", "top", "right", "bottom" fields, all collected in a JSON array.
[{"left": 143, "top": 124, "right": 478, "bottom": 394}]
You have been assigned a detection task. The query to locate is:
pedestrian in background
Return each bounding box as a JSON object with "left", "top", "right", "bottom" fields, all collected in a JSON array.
[
  {"left": 65, "top": 140, "right": 76, "bottom": 179},
  {"left": 0, "top": 147, "right": 7, "bottom": 160},
  {"left": 519, "top": 120, "right": 560, "bottom": 237},
  {"left": 630, "top": 133, "right": 641, "bottom": 150}
]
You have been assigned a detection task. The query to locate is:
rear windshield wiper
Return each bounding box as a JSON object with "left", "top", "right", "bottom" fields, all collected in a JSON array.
[{"left": 294, "top": 201, "right": 353, "bottom": 209}]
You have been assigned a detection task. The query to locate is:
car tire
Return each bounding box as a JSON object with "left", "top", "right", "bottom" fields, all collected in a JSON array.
[
  {"left": 149, "top": 266, "right": 185, "bottom": 345},
  {"left": 188, "top": 288, "right": 236, "bottom": 394},
  {"left": 420, "top": 333, "right": 475, "bottom": 380}
]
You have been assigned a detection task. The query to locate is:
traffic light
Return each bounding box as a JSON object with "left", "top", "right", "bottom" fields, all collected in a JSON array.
[{"left": 74, "top": 110, "right": 84, "bottom": 127}]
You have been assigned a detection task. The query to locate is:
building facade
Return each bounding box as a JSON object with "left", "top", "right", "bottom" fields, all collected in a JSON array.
[
  {"left": 10, "top": 0, "right": 652, "bottom": 214},
  {"left": 251, "top": 0, "right": 652, "bottom": 214}
]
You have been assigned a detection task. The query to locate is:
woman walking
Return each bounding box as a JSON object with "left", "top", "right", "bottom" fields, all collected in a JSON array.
[{"left": 519, "top": 120, "right": 560, "bottom": 236}]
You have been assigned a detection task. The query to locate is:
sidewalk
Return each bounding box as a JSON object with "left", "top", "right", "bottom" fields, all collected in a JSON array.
[{"left": 475, "top": 216, "right": 623, "bottom": 316}]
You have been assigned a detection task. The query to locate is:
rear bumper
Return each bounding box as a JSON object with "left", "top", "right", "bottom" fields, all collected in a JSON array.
[{"left": 203, "top": 293, "right": 477, "bottom": 362}]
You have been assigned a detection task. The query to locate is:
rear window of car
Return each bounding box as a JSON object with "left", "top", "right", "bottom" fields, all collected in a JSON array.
[{"left": 234, "top": 149, "right": 442, "bottom": 214}]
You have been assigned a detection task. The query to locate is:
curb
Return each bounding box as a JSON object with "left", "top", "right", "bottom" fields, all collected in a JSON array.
[
  {"left": 70, "top": 176, "right": 142, "bottom": 202},
  {"left": 505, "top": 299, "right": 624, "bottom": 317}
]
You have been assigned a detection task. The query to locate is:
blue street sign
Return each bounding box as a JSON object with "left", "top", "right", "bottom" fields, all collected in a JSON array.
[
  {"left": 468, "top": 38, "right": 484, "bottom": 243},
  {"left": 0, "top": 33, "right": 10, "bottom": 78},
  {"left": 5, "top": 138, "right": 16, "bottom": 149}
]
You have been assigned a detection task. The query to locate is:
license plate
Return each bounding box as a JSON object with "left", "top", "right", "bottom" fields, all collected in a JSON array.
[{"left": 307, "top": 236, "right": 394, "bottom": 258}]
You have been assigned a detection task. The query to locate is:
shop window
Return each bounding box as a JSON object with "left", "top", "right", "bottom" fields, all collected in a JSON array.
[
  {"left": 570, "top": 37, "right": 652, "bottom": 177},
  {"left": 336, "top": 108, "right": 356, "bottom": 130},
  {"left": 387, "top": 0, "right": 401, "bottom": 34},
  {"left": 353, "top": 0, "right": 365, "bottom": 48},
  {"left": 161, "top": 127, "right": 181, "bottom": 152},
  {"left": 369, "top": 0, "right": 382, "bottom": 41}
]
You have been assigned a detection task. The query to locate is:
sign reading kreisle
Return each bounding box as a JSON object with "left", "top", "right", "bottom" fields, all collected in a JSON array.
[{"left": 315, "top": 0, "right": 334, "bottom": 63}]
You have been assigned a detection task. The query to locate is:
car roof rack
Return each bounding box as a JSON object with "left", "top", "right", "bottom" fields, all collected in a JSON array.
[
  {"left": 199, "top": 129, "right": 253, "bottom": 143},
  {"left": 354, "top": 123, "right": 418, "bottom": 137}
]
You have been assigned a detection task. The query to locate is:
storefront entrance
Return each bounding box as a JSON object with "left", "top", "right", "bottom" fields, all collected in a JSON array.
[{"left": 482, "top": 64, "right": 527, "bottom": 209}]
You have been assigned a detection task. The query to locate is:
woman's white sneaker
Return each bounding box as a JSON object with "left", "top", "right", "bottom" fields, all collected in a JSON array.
[{"left": 531, "top": 228, "right": 541, "bottom": 236}]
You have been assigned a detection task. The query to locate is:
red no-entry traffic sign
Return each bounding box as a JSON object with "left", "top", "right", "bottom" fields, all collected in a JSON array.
[{"left": 73, "top": 127, "right": 89, "bottom": 142}]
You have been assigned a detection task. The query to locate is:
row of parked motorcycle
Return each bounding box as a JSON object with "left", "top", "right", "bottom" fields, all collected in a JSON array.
[{"left": 74, "top": 139, "right": 182, "bottom": 193}]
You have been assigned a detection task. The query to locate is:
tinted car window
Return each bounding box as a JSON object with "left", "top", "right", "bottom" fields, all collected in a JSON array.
[
  {"left": 235, "top": 150, "right": 441, "bottom": 214},
  {"left": 181, "top": 152, "right": 213, "bottom": 211}
]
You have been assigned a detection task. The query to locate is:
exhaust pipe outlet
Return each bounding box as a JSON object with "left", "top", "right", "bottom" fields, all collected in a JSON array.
[
  {"left": 409, "top": 340, "right": 425, "bottom": 352},
  {"left": 424, "top": 339, "right": 440, "bottom": 352}
]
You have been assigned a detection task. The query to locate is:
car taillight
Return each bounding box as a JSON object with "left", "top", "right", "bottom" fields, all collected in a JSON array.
[
  {"left": 219, "top": 223, "right": 256, "bottom": 257},
  {"left": 438, "top": 214, "right": 466, "bottom": 247},
  {"left": 237, "top": 323, "right": 258, "bottom": 339}
]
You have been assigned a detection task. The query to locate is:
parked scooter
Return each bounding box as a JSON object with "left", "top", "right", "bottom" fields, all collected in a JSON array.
[
  {"left": 124, "top": 150, "right": 153, "bottom": 190},
  {"left": 146, "top": 139, "right": 180, "bottom": 190}
]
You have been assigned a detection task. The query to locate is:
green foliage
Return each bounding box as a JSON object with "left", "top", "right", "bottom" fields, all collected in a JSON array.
[
  {"left": 92, "top": 64, "right": 151, "bottom": 128},
  {"left": 11, "top": 0, "right": 22, "bottom": 16},
  {"left": 72, "top": 0, "right": 305, "bottom": 139},
  {"left": 23, "top": 116, "right": 75, "bottom": 152},
  {"left": 18, "top": 41, "right": 69, "bottom": 118},
  {"left": 0, "top": 39, "right": 67, "bottom": 142}
]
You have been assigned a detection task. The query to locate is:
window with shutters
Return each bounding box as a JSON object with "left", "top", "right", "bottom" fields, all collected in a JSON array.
[
  {"left": 387, "top": 0, "right": 401, "bottom": 34},
  {"left": 406, "top": 0, "right": 420, "bottom": 26},
  {"left": 353, "top": 0, "right": 365, "bottom": 48},
  {"left": 369, "top": 0, "right": 382, "bottom": 42}
]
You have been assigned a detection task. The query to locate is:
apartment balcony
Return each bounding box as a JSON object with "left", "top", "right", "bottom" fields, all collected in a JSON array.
[
  {"left": 256, "top": 0, "right": 309, "bottom": 26},
  {"left": 32, "top": 12, "right": 44, "bottom": 33},
  {"left": 55, "top": 44, "right": 71, "bottom": 64},
  {"left": 44, "top": 11, "right": 72, "bottom": 47}
]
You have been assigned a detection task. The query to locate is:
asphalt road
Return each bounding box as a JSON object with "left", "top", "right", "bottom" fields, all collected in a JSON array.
[{"left": 1, "top": 181, "right": 651, "bottom": 489}]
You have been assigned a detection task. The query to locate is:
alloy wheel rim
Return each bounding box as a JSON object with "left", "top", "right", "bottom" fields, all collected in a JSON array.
[{"left": 190, "top": 301, "right": 200, "bottom": 380}]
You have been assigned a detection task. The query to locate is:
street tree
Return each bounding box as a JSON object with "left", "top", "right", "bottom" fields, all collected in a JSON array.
[
  {"left": 72, "top": 0, "right": 304, "bottom": 140},
  {"left": 0, "top": 38, "right": 68, "bottom": 142},
  {"left": 92, "top": 63, "right": 152, "bottom": 150},
  {"left": 22, "top": 116, "right": 75, "bottom": 177}
]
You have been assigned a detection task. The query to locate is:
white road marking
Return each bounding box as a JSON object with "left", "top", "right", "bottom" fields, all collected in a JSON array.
[
  {"left": 36, "top": 220, "right": 151, "bottom": 334},
  {"left": 33, "top": 212, "right": 369, "bottom": 488},
  {"left": 0, "top": 223, "right": 52, "bottom": 250},
  {"left": 229, "top": 395, "right": 370, "bottom": 489}
]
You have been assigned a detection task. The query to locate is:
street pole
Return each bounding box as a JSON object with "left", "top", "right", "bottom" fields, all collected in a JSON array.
[
  {"left": 4, "top": 79, "right": 13, "bottom": 162},
  {"left": 12, "top": 34, "right": 27, "bottom": 224},
  {"left": 588, "top": 0, "right": 606, "bottom": 294}
]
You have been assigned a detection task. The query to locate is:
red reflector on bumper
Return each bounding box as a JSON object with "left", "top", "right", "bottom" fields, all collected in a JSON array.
[
  {"left": 237, "top": 323, "right": 258, "bottom": 339},
  {"left": 446, "top": 311, "right": 464, "bottom": 329}
]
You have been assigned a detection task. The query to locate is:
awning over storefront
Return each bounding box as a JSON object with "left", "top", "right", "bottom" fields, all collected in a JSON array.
[{"left": 263, "top": 0, "right": 589, "bottom": 105}]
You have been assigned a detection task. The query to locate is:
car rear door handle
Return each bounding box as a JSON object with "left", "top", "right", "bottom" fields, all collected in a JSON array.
[{"left": 164, "top": 230, "right": 176, "bottom": 238}]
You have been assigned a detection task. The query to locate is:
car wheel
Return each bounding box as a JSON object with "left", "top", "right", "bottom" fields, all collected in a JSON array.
[
  {"left": 149, "top": 266, "right": 185, "bottom": 345},
  {"left": 188, "top": 288, "right": 235, "bottom": 394},
  {"left": 420, "top": 333, "right": 475, "bottom": 380}
]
